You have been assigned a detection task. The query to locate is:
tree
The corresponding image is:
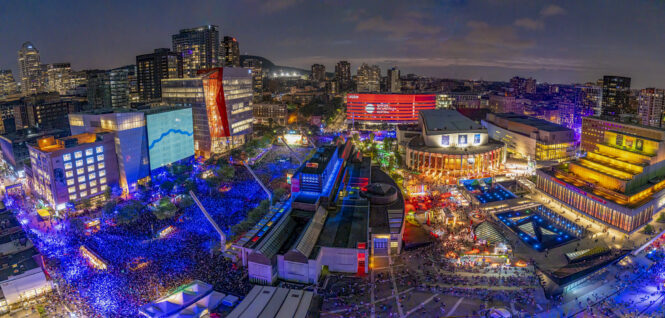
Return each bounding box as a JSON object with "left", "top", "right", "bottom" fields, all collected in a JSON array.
[
  {"left": 643, "top": 223, "right": 655, "bottom": 235},
  {"left": 273, "top": 188, "right": 288, "bottom": 203},
  {"left": 179, "top": 195, "right": 195, "bottom": 209},
  {"left": 159, "top": 180, "right": 175, "bottom": 194},
  {"left": 116, "top": 200, "right": 143, "bottom": 225},
  {"left": 657, "top": 212, "right": 665, "bottom": 223},
  {"left": 153, "top": 198, "right": 177, "bottom": 220},
  {"left": 101, "top": 200, "right": 117, "bottom": 218}
]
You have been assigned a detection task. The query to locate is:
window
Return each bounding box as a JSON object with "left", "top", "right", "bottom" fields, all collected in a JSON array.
[
  {"left": 98, "top": 163, "right": 105, "bottom": 169},
  {"left": 78, "top": 176, "right": 85, "bottom": 183},
  {"left": 79, "top": 191, "right": 87, "bottom": 197},
  {"left": 99, "top": 170, "right": 106, "bottom": 177},
  {"left": 458, "top": 135, "right": 468, "bottom": 145},
  {"left": 101, "top": 185, "right": 108, "bottom": 191},
  {"left": 90, "top": 180, "right": 97, "bottom": 187},
  {"left": 76, "top": 160, "right": 83, "bottom": 167},
  {"left": 441, "top": 135, "right": 449, "bottom": 146},
  {"left": 88, "top": 172, "right": 96, "bottom": 179},
  {"left": 68, "top": 187, "right": 76, "bottom": 193},
  {"left": 69, "top": 194, "right": 77, "bottom": 200},
  {"left": 97, "top": 154, "right": 104, "bottom": 161},
  {"left": 90, "top": 188, "right": 98, "bottom": 195},
  {"left": 96, "top": 146, "right": 103, "bottom": 153},
  {"left": 66, "top": 171, "right": 74, "bottom": 178},
  {"left": 85, "top": 148, "right": 93, "bottom": 156},
  {"left": 66, "top": 179, "right": 74, "bottom": 186},
  {"left": 62, "top": 154, "right": 71, "bottom": 161},
  {"left": 79, "top": 184, "right": 86, "bottom": 190},
  {"left": 74, "top": 151, "right": 82, "bottom": 159},
  {"left": 88, "top": 165, "right": 95, "bottom": 172},
  {"left": 76, "top": 168, "right": 84, "bottom": 175},
  {"left": 100, "top": 177, "right": 107, "bottom": 184},
  {"left": 64, "top": 162, "right": 73, "bottom": 170},
  {"left": 86, "top": 157, "right": 94, "bottom": 164},
  {"left": 474, "top": 134, "right": 481, "bottom": 145}
]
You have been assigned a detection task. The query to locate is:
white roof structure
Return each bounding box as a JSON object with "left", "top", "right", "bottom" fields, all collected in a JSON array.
[
  {"left": 226, "top": 285, "right": 314, "bottom": 318},
  {"left": 139, "top": 280, "right": 226, "bottom": 318}
]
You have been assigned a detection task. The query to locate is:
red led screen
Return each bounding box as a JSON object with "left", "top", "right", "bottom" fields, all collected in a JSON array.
[{"left": 346, "top": 93, "right": 437, "bottom": 122}]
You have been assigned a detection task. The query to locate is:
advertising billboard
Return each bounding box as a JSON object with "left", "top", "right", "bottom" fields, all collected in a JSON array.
[
  {"left": 146, "top": 108, "right": 195, "bottom": 170},
  {"left": 346, "top": 93, "right": 437, "bottom": 122}
]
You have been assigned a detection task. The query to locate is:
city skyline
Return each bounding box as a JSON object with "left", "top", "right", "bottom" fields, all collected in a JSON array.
[{"left": 2, "top": 0, "right": 665, "bottom": 88}]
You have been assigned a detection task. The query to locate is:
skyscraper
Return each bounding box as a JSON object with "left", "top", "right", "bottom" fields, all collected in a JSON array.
[
  {"left": 310, "top": 64, "right": 326, "bottom": 82},
  {"left": 335, "top": 61, "right": 351, "bottom": 91},
  {"left": 17, "top": 42, "right": 43, "bottom": 95},
  {"left": 222, "top": 36, "right": 240, "bottom": 67},
  {"left": 45, "top": 63, "right": 73, "bottom": 95},
  {"left": 136, "top": 48, "right": 183, "bottom": 102},
  {"left": 0, "top": 70, "right": 18, "bottom": 97},
  {"left": 387, "top": 67, "right": 401, "bottom": 93},
  {"left": 86, "top": 67, "right": 131, "bottom": 109},
  {"left": 601, "top": 75, "right": 631, "bottom": 117},
  {"left": 172, "top": 25, "right": 221, "bottom": 77},
  {"left": 638, "top": 88, "right": 665, "bottom": 127},
  {"left": 242, "top": 58, "right": 263, "bottom": 100},
  {"left": 356, "top": 63, "right": 380, "bottom": 92}
]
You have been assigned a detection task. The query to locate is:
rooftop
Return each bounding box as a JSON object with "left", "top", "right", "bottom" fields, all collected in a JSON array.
[
  {"left": 407, "top": 135, "right": 504, "bottom": 154},
  {"left": 491, "top": 113, "right": 572, "bottom": 132},
  {"left": 32, "top": 132, "right": 107, "bottom": 152},
  {"left": 420, "top": 109, "right": 483, "bottom": 134}
]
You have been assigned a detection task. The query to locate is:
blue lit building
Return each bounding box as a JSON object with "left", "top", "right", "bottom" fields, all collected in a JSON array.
[
  {"left": 291, "top": 145, "right": 341, "bottom": 194},
  {"left": 145, "top": 108, "right": 195, "bottom": 170}
]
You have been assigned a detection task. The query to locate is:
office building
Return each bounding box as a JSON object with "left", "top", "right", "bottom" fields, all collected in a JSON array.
[
  {"left": 252, "top": 103, "right": 287, "bottom": 126},
  {"left": 335, "top": 60, "right": 351, "bottom": 91},
  {"left": 386, "top": 67, "right": 400, "bottom": 93},
  {"left": 601, "top": 75, "right": 631, "bottom": 118},
  {"left": 86, "top": 67, "right": 131, "bottom": 109},
  {"left": 482, "top": 113, "right": 576, "bottom": 162},
  {"left": 580, "top": 116, "right": 665, "bottom": 153},
  {"left": 356, "top": 63, "right": 380, "bottom": 92},
  {"left": 162, "top": 67, "right": 253, "bottom": 157},
  {"left": 509, "top": 76, "right": 536, "bottom": 95},
  {"left": 136, "top": 48, "right": 183, "bottom": 102},
  {"left": 403, "top": 109, "right": 504, "bottom": 184},
  {"left": 0, "top": 70, "right": 18, "bottom": 97},
  {"left": 576, "top": 83, "right": 602, "bottom": 117},
  {"left": 13, "top": 93, "right": 80, "bottom": 130},
  {"left": 242, "top": 58, "right": 263, "bottom": 100},
  {"left": 28, "top": 132, "right": 119, "bottom": 209},
  {"left": 0, "top": 128, "right": 69, "bottom": 171},
  {"left": 222, "top": 36, "right": 240, "bottom": 67},
  {"left": 17, "top": 42, "right": 43, "bottom": 95},
  {"left": 638, "top": 88, "right": 665, "bottom": 128},
  {"left": 310, "top": 64, "right": 325, "bottom": 82},
  {"left": 537, "top": 121, "right": 665, "bottom": 233},
  {"left": 0, "top": 244, "right": 51, "bottom": 314},
  {"left": 86, "top": 70, "right": 109, "bottom": 109},
  {"left": 45, "top": 63, "right": 73, "bottom": 95},
  {"left": 172, "top": 25, "right": 221, "bottom": 77},
  {"left": 489, "top": 94, "right": 529, "bottom": 114}
]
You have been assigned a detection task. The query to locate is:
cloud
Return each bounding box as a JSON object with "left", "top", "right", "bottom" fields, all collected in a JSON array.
[
  {"left": 514, "top": 18, "right": 544, "bottom": 30},
  {"left": 541, "top": 4, "right": 566, "bottom": 17},
  {"left": 351, "top": 11, "right": 441, "bottom": 38},
  {"left": 251, "top": 0, "right": 303, "bottom": 14}
]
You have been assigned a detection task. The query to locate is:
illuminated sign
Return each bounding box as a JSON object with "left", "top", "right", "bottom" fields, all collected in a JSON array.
[
  {"left": 306, "top": 162, "right": 319, "bottom": 168},
  {"left": 458, "top": 135, "right": 468, "bottom": 145},
  {"left": 441, "top": 135, "right": 449, "bottom": 146},
  {"left": 146, "top": 108, "right": 195, "bottom": 170},
  {"left": 346, "top": 93, "right": 436, "bottom": 122}
]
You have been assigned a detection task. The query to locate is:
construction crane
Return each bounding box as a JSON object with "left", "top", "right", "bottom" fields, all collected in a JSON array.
[{"left": 189, "top": 190, "right": 227, "bottom": 250}]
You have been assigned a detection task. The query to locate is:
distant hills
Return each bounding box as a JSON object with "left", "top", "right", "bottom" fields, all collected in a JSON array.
[{"left": 240, "top": 55, "right": 309, "bottom": 76}]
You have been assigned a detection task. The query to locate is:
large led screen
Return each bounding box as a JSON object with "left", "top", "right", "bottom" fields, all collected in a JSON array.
[
  {"left": 346, "top": 93, "right": 437, "bottom": 122},
  {"left": 146, "top": 108, "right": 195, "bottom": 170}
]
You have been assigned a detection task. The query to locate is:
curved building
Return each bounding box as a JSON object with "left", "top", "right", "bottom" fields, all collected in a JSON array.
[{"left": 405, "top": 109, "right": 504, "bottom": 183}]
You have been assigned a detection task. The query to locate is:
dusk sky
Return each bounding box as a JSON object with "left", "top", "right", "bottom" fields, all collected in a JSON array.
[{"left": 2, "top": 0, "right": 665, "bottom": 88}]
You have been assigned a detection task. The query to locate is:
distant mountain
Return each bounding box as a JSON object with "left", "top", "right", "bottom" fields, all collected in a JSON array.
[{"left": 240, "top": 55, "right": 309, "bottom": 75}]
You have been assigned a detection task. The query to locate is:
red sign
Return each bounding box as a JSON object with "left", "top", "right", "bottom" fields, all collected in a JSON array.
[{"left": 346, "top": 93, "right": 436, "bottom": 122}]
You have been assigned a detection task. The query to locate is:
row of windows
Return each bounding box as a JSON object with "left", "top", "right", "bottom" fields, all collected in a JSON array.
[
  {"left": 68, "top": 184, "right": 108, "bottom": 201},
  {"left": 63, "top": 146, "right": 104, "bottom": 161}
]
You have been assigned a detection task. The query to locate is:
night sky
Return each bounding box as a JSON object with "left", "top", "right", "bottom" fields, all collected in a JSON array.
[{"left": 2, "top": 0, "right": 665, "bottom": 88}]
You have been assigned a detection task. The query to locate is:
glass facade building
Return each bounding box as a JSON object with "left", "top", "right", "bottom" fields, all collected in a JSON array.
[{"left": 146, "top": 108, "right": 194, "bottom": 170}]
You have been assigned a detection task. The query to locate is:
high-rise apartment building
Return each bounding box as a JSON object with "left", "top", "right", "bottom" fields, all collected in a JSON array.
[
  {"left": 638, "top": 88, "right": 665, "bottom": 128},
  {"left": 136, "top": 48, "right": 183, "bottom": 102},
  {"left": 509, "top": 76, "right": 536, "bottom": 95},
  {"left": 0, "top": 70, "right": 18, "bottom": 97},
  {"left": 86, "top": 67, "right": 131, "bottom": 109},
  {"left": 45, "top": 63, "right": 73, "bottom": 95},
  {"left": 242, "top": 58, "right": 263, "bottom": 100},
  {"left": 387, "top": 67, "right": 401, "bottom": 93},
  {"left": 17, "top": 42, "right": 43, "bottom": 95},
  {"left": 222, "top": 36, "right": 240, "bottom": 67},
  {"left": 335, "top": 61, "right": 351, "bottom": 91},
  {"left": 161, "top": 67, "right": 253, "bottom": 157},
  {"left": 13, "top": 92, "right": 79, "bottom": 130},
  {"left": 310, "top": 64, "right": 325, "bottom": 82},
  {"left": 356, "top": 63, "right": 380, "bottom": 92},
  {"left": 601, "top": 75, "right": 631, "bottom": 118},
  {"left": 172, "top": 25, "right": 221, "bottom": 77}
]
